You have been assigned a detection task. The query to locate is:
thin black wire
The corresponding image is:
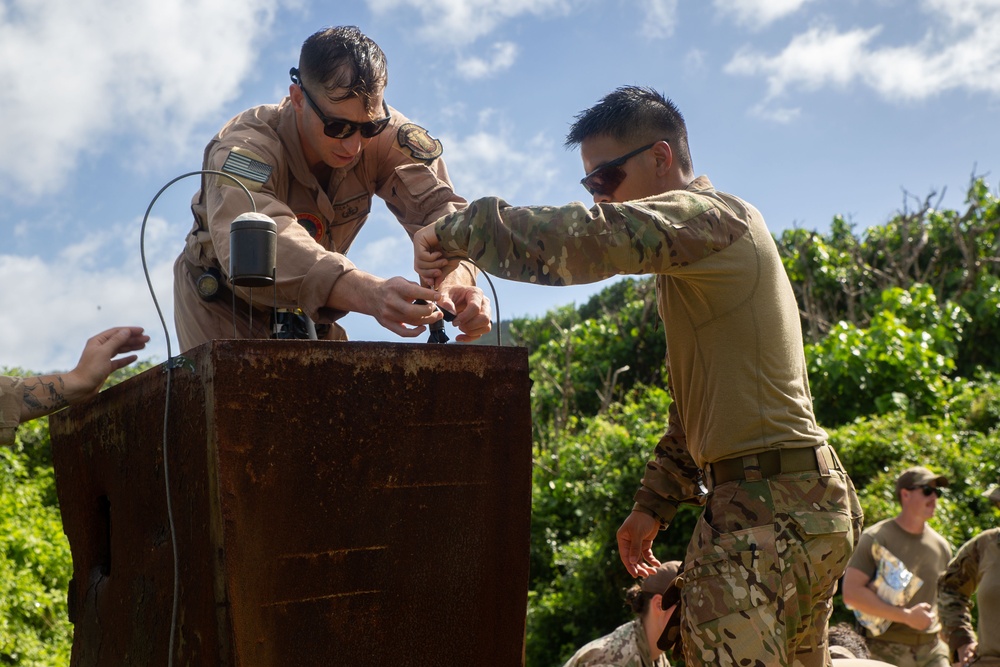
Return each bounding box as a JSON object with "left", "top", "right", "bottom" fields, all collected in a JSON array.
[{"left": 139, "top": 170, "right": 255, "bottom": 667}]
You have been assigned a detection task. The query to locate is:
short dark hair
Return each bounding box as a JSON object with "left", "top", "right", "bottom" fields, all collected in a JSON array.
[
  {"left": 565, "top": 86, "right": 693, "bottom": 174},
  {"left": 298, "top": 26, "right": 388, "bottom": 113},
  {"left": 827, "top": 622, "right": 871, "bottom": 659}
]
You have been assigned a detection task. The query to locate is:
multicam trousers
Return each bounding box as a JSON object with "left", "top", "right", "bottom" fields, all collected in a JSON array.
[
  {"left": 867, "top": 637, "right": 950, "bottom": 667},
  {"left": 679, "top": 446, "right": 863, "bottom": 667}
]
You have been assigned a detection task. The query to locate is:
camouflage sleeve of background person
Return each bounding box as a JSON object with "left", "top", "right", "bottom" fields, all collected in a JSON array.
[
  {"left": 0, "top": 376, "right": 23, "bottom": 446},
  {"left": 938, "top": 530, "right": 988, "bottom": 654},
  {"left": 434, "top": 190, "right": 740, "bottom": 525}
]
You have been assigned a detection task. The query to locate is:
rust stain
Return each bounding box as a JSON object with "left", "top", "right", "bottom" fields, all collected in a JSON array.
[
  {"left": 278, "top": 545, "right": 387, "bottom": 561},
  {"left": 261, "top": 589, "right": 383, "bottom": 608}
]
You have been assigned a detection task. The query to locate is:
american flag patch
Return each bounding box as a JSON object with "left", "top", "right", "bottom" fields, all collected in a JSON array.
[{"left": 221, "top": 149, "right": 273, "bottom": 184}]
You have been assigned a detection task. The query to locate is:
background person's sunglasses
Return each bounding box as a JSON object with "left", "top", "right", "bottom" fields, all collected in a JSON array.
[
  {"left": 580, "top": 140, "right": 667, "bottom": 197},
  {"left": 289, "top": 68, "right": 391, "bottom": 140},
  {"left": 908, "top": 485, "right": 943, "bottom": 497}
]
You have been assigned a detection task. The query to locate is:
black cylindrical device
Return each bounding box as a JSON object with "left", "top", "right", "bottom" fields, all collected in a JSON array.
[{"left": 229, "top": 212, "right": 277, "bottom": 287}]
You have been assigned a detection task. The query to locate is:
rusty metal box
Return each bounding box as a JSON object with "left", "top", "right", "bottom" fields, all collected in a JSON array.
[{"left": 50, "top": 340, "right": 532, "bottom": 666}]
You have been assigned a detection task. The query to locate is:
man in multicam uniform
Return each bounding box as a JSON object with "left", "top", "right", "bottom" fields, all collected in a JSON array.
[
  {"left": 937, "top": 484, "right": 1000, "bottom": 667},
  {"left": 173, "top": 26, "right": 490, "bottom": 351},
  {"left": 1, "top": 327, "right": 148, "bottom": 446},
  {"left": 562, "top": 561, "right": 682, "bottom": 667},
  {"left": 414, "top": 86, "right": 863, "bottom": 667},
  {"left": 842, "top": 467, "right": 952, "bottom": 667}
]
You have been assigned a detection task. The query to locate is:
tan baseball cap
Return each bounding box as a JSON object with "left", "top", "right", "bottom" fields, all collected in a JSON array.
[
  {"left": 983, "top": 485, "right": 1000, "bottom": 504},
  {"left": 641, "top": 560, "right": 682, "bottom": 596},
  {"left": 895, "top": 466, "right": 949, "bottom": 492},
  {"left": 651, "top": 560, "right": 684, "bottom": 656}
]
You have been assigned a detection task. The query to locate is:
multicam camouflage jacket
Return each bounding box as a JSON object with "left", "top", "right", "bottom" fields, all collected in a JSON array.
[
  {"left": 938, "top": 527, "right": 1000, "bottom": 657},
  {"left": 562, "top": 618, "right": 669, "bottom": 667}
]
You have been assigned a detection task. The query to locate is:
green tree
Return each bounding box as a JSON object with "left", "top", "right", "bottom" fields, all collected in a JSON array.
[
  {"left": 1, "top": 361, "right": 152, "bottom": 665},
  {"left": 805, "top": 284, "right": 967, "bottom": 426}
]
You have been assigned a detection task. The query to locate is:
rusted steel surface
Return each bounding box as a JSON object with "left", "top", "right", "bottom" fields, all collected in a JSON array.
[{"left": 50, "top": 340, "right": 532, "bottom": 666}]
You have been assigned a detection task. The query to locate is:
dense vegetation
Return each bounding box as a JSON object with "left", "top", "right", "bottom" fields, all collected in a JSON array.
[{"left": 2, "top": 178, "right": 999, "bottom": 665}]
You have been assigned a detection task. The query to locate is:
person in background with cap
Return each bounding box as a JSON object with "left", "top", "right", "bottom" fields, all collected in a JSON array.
[
  {"left": 173, "top": 26, "right": 489, "bottom": 350},
  {"left": 937, "top": 482, "right": 1000, "bottom": 667},
  {"left": 842, "top": 466, "right": 953, "bottom": 667},
  {"left": 562, "top": 561, "right": 682, "bottom": 667},
  {"left": 827, "top": 623, "right": 896, "bottom": 666},
  {"left": 415, "top": 85, "right": 863, "bottom": 667},
  {"left": 1, "top": 327, "right": 149, "bottom": 447}
]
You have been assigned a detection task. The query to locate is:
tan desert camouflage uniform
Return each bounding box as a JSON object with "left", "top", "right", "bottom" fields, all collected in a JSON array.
[
  {"left": 0, "top": 376, "right": 23, "bottom": 445},
  {"left": 562, "top": 618, "right": 669, "bottom": 667},
  {"left": 434, "top": 176, "right": 863, "bottom": 666},
  {"left": 938, "top": 527, "right": 1000, "bottom": 666}
]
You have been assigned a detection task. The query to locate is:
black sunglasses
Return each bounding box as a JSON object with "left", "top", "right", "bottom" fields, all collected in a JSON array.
[
  {"left": 580, "top": 140, "right": 667, "bottom": 197},
  {"left": 907, "top": 485, "right": 943, "bottom": 498},
  {"left": 289, "top": 68, "right": 391, "bottom": 139}
]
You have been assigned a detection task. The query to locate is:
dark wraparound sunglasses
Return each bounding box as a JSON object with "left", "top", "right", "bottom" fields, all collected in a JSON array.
[
  {"left": 289, "top": 67, "right": 391, "bottom": 139},
  {"left": 907, "top": 485, "right": 943, "bottom": 498},
  {"left": 580, "top": 140, "right": 667, "bottom": 197}
]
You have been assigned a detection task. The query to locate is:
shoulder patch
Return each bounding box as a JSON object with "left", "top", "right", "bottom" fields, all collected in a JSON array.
[
  {"left": 220, "top": 147, "right": 274, "bottom": 192},
  {"left": 396, "top": 123, "right": 443, "bottom": 162}
]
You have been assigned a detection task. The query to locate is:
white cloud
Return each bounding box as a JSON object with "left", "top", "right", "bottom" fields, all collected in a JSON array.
[
  {"left": 439, "top": 111, "right": 561, "bottom": 203},
  {"left": 0, "top": 216, "right": 182, "bottom": 372},
  {"left": 713, "top": 0, "right": 816, "bottom": 29},
  {"left": 367, "top": 0, "right": 572, "bottom": 46},
  {"left": 683, "top": 49, "right": 709, "bottom": 76},
  {"left": 725, "top": 25, "right": 881, "bottom": 98},
  {"left": 725, "top": 0, "right": 1000, "bottom": 116},
  {"left": 350, "top": 230, "right": 411, "bottom": 275},
  {"left": 640, "top": 0, "right": 680, "bottom": 39},
  {"left": 0, "top": 0, "right": 281, "bottom": 200},
  {"left": 457, "top": 41, "right": 519, "bottom": 80},
  {"left": 748, "top": 103, "right": 801, "bottom": 123}
]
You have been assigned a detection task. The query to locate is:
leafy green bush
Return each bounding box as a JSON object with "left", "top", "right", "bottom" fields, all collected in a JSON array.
[
  {"left": 1, "top": 361, "right": 152, "bottom": 665},
  {"left": 1, "top": 422, "right": 72, "bottom": 667},
  {"left": 806, "top": 284, "right": 967, "bottom": 426}
]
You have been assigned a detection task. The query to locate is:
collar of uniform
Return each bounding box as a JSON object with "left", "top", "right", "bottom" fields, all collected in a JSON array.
[{"left": 686, "top": 174, "right": 714, "bottom": 194}]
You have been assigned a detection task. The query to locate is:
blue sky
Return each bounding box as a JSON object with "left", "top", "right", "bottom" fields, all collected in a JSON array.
[{"left": 2, "top": 0, "right": 999, "bottom": 371}]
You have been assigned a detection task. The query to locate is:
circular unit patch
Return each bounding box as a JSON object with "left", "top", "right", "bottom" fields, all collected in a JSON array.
[
  {"left": 296, "top": 212, "right": 325, "bottom": 242},
  {"left": 397, "top": 123, "right": 443, "bottom": 161}
]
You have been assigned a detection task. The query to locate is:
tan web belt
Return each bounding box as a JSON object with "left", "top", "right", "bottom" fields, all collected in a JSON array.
[{"left": 708, "top": 446, "right": 826, "bottom": 487}]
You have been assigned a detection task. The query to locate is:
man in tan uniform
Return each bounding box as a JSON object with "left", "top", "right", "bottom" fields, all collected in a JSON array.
[
  {"left": 843, "top": 467, "right": 952, "bottom": 667},
  {"left": 173, "top": 26, "right": 489, "bottom": 350},
  {"left": 414, "top": 86, "right": 862, "bottom": 666}
]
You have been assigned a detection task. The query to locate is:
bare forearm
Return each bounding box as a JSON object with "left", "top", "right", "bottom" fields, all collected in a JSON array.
[
  {"left": 20, "top": 374, "right": 80, "bottom": 421},
  {"left": 325, "top": 268, "right": 382, "bottom": 315},
  {"left": 843, "top": 585, "right": 911, "bottom": 624},
  {"left": 14, "top": 326, "right": 146, "bottom": 423},
  {"left": 438, "top": 260, "right": 477, "bottom": 290}
]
